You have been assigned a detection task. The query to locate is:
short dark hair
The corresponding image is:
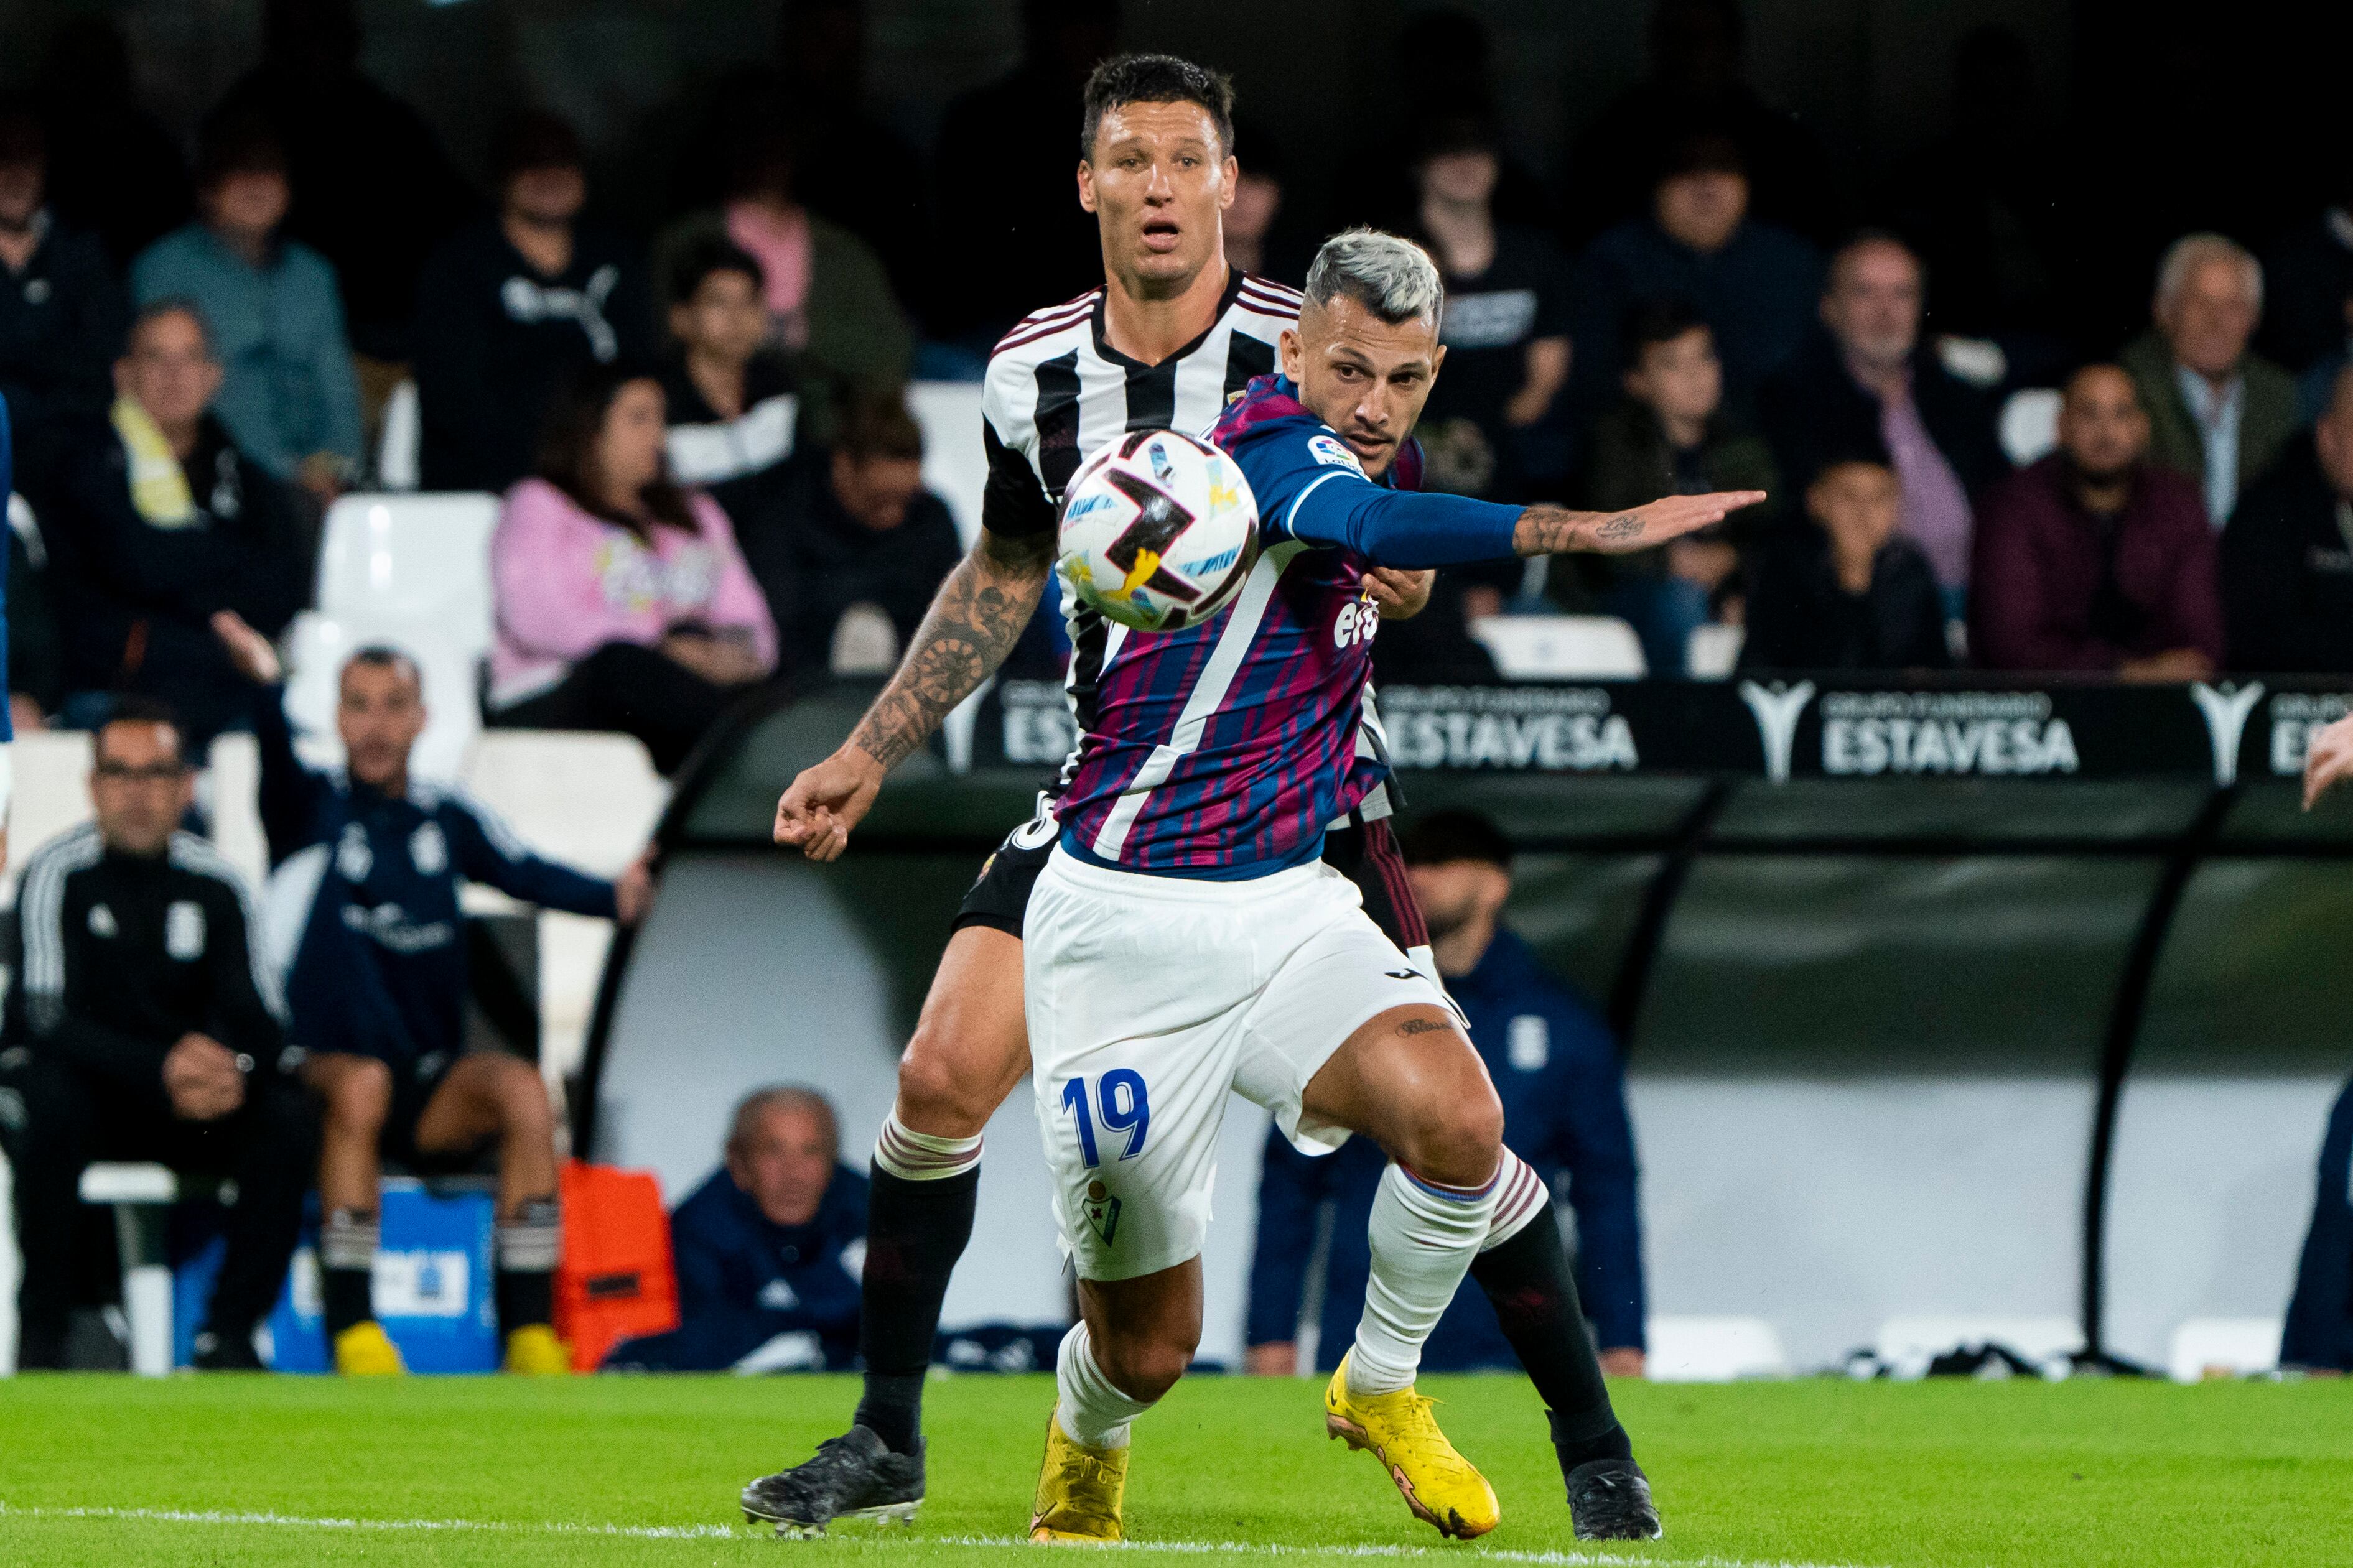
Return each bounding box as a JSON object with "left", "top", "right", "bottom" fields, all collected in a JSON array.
[
  {"left": 834, "top": 394, "right": 924, "bottom": 463},
  {"left": 344, "top": 644, "right": 422, "bottom": 689},
  {"left": 96, "top": 696, "right": 188, "bottom": 766},
  {"left": 1415, "top": 111, "right": 1500, "bottom": 165},
  {"left": 195, "top": 104, "right": 286, "bottom": 190},
  {"left": 1399, "top": 810, "right": 1513, "bottom": 870},
  {"left": 1622, "top": 297, "right": 1712, "bottom": 361},
  {"left": 1656, "top": 128, "right": 1746, "bottom": 185},
  {"left": 1827, "top": 227, "right": 1922, "bottom": 290},
  {"left": 127, "top": 296, "right": 215, "bottom": 357},
  {"left": 0, "top": 97, "right": 44, "bottom": 169},
  {"left": 1080, "top": 53, "right": 1234, "bottom": 160},
  {"left": 493, "top": 109, "right": 585, "bottom": 182},
  {"left": 666, "top": 234, "right": 765, "bottom": 307}
]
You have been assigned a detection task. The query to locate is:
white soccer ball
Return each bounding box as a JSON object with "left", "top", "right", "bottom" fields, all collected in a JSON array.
[{"left": 1057, "top": 430, "right": 1259, "bottom": 633}]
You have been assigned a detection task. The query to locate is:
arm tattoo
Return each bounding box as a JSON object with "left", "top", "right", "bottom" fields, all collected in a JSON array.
[
  {"left": 1512, "top": 504, "right": 1650, "bottom": 555},
  {"left": 847, "top": 531, "right": 1053, "bottom": 771},
  {"left": 1397, "top": 1017, "right": 1453, "bottom": 1037}
]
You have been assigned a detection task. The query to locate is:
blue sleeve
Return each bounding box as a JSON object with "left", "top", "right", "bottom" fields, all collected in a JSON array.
[
  {"left": 1537, "top": 991, "right": 1648, "bottom": 1352},
  {"left": 2283, "top": 1078, "right": 2353, "bottom": 1371},
  {"left": 444, "top": 794, "right": 622, "bottom": 918},
  {"left": 1246, "top": 1126, "right": 1338, "bottom": 1347},
  {"left": 1236, "top": 424, "right": 1521, "bottom": 568},
  {"left": 668, "top": 1185, "right": 739, "bottom": 1319}
]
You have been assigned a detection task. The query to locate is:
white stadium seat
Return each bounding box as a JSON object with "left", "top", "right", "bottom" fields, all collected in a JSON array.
[
  {"left": 2000, "top": 387, "right": 2063, "bottom": 467},
  {"left": 1646, "top": 1315, "right": 1789, "bottom": 1381},
  {"left": 287, "top": 493, "right": 502, "bottom": 781},
  {"left": 78, "top": 1162, "right": 187, "bottom": 1376},
  {"left": 2167, "top": 1317, "right": 2280, "bottom": 1383},
  {"left": 908, "top": 381, "right": 988, "bottom": 547},
  {"left": 1470, "top": 614, "right": 1647, "bottom": 680},
  {"left": 376, "top": 378, "right": 421, "bottom": 491},
  {"left": 1686, "top": 623, "right": 1745, "bottom": 679}
]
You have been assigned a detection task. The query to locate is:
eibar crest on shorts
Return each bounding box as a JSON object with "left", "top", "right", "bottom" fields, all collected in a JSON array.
[{"left": 1081, "top": 1180, "right": 1122, "bottom": 1245}]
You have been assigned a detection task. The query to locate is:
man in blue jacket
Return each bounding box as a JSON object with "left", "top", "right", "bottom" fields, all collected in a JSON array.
[
  {"left": 607, "top": 1086, "right": 869, "bottom": 1373},
  {"left": 216, "top": 613, "right": 651, "bottom": 1375},
  {"left": 1249, "top": 810, "right": 1647, "bottom": 1377}
]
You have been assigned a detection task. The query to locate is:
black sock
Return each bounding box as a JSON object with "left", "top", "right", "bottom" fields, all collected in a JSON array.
[
  {"left": 496, "top": 1265, "right": 554, "bottom": 1332},
  {"left": 495, "top": 1195, "right": 561, "bottom": 1333},
  {"left": 1469, "top": 1215, "right": 1633, "bottom": 1469},
  {"left": 322, "top": 1267, "right": 375, "bottom": 1339},
  {"left": 852, "top": 1162, "right": 980, "bottom": 1454}
]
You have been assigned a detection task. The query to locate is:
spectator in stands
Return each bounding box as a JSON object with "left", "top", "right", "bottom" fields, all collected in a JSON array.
[
  {"left": 1567, "top": 301, "right": 1781, "bottom": 675},
  {"left": 661, "top": 237, "right": 801, "bottom": 618},
  {"left": 605, "top": 1087, "right": 869, "bottom": 1373},
  {"left": 2221, "top": 366, "right": 2353, "bottom": 674},
  {"left": 1742, "top": 454, "right": 1950, "bottom": 671},
  {"left": 778, "top": 394, "right": 961, "bottom": 674},
  {"left": 1761, "top": 233, "right": 2004, "bottom": 596},
  {"left": 32, "top": 17, "right": 191, "bottom": 270},
  {"left": 40, "top": 301, "right": 308, "bottom": 749},
  {"left": 1248, "top": 812, "right": 1644, "bottom": 1378},
  {"left": 0, "top": 101, "right": 125, "bottom": 489},
  {"left": 2260, "top": 165, "right": 2353, "bottom": 378},
  {"left": 412, "top": 111, "right": 654, "bottom": 494},
  {"left": 487, "top": 362, "right": 777, "bottom": 774},
  {"left": 2122, "top": 235, "right": 2299, "bottom": 534},
  {"left": 215, "top": 0, "right": 475, "bottom": 379},
  {"left": 655, "top": 124, "right": 909, "bottom": 451},
  {"left": 1562, "top": 0, "right": 1835, "bottom": 246},
  {"left": 1568, "top": 133, "right": 1820, "bottom": 420},
  {"left": 1410, "top": 116, "right": 1572, "bottom": 501},
  {"left": 771, "top": 0, "right": 929, "bottom": 313},
  {"left": 133, "top": 108, "right": 363, "bottom": 506},
  {"left": 2281, "top": 1074, "right": 2353, "bottom": 1374},
  {"left": 930, "top": 0, "right": 1121, "bottom": 342},
  {"left": 212, "top": 620, "right": 651, "bottom": 1376},
  {"left": 1971, "top": 364, "right": 2222, "bottom": 677},
  {"left": 1223, "top": 121, "right": 1315, "bottom": 290},
  {"left": 0, "top": 700, "right": 313, "bottom": 1371}
]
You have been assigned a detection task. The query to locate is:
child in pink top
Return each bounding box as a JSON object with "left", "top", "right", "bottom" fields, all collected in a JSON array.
[{"left": 487, "top": 364, "right": 780, "bottom": 772}]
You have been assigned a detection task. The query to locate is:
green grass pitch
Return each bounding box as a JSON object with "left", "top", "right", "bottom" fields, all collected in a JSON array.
[{"left": 0, "top": 1372, "right": 2346, "bottom": 1566}]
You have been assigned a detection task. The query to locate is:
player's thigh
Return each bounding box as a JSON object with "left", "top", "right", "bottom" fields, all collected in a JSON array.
[
  {"left": 1299, "top": 1003, "right": 1503, "bottom": 1186},
  {"left": 896, "top": 923, "right": 1032, "bottom": 1138},
  {"left": 1025, "top": 866, "right": 1248, "bottom": 1284},
  {"left": 411, "top": 1052, "right": 547, "bottom": 1155}
]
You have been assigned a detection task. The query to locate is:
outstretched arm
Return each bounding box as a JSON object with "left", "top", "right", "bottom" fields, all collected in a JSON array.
[
  {"left": 1284, "top": 474, "right": 1764, "bottom": 568},
  {"left": 773, "top": 528, "right": 1055, "bottom": 860},
  {"left": 1507, "top": 494, "right": 1768, "bottom": 559}
]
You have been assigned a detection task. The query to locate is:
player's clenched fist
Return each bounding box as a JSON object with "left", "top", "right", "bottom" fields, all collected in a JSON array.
[
  {"left": 774, "top": 745, "right": 887, "bottom": 861},
  {"left": 2304, "top": 713, "right": 2353, "bottom": 810}
]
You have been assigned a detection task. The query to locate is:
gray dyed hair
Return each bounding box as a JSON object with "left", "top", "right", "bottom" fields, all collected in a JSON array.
[
  {"left": 2155, "top": 232, "right": 2262, "bottom": 313},
  {"left": 1304, "top": 228, "right": 1445, "bottom": 329},
  {"left": 725, "top": 1085, "right": 839, "bottom": 1163}
]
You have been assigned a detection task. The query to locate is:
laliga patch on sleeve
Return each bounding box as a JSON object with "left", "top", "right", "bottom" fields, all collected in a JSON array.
[{"left": 1308, "top": 434, "right": 1366, "bottom": 474}]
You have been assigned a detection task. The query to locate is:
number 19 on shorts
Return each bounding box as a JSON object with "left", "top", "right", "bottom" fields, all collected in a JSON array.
[{"left": 1060, "top": 1070, "right": 1151, "bottom": 1167}]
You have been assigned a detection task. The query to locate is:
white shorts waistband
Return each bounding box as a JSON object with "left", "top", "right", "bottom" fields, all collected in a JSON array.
[{"left": 1041, "top": 843, "right": 1333, "bottom": 905}]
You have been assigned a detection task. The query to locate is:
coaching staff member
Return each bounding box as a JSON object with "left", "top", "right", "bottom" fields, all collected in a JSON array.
[{"left": 0, "top": 699, "right": 312, "bottom": 1370}]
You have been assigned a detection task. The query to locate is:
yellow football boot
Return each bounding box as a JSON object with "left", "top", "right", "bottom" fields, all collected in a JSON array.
[
  {"left": 1028, "top": 1407, "right": 1127, "bottom": 1543},
  {"left": 1323, "top": 1352, "right": 1499, "bottom": 1540},
  {"left": 503, "top": 1324, "right": 574, "bottom": 1375},
  {"left": 332, "top": 1321, "right": 407, "bottom": 1377}
]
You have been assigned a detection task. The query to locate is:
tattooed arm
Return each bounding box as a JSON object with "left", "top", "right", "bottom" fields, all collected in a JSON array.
[
  {"left": 1511, "top": 493, "right": 1768, "bottom": 557},
  {"left": 774, "top": 527, "right": 1054, "bottom": 860}
]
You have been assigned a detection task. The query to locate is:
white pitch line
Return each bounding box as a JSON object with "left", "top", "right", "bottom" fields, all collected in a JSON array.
[{"left": 0, "top": 1502, "right": 1886, "bottom": 1568}]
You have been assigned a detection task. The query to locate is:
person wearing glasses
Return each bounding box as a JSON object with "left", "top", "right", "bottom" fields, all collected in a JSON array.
[{"left": 0, "top": 699, "right": 314, "bottom": 1370}]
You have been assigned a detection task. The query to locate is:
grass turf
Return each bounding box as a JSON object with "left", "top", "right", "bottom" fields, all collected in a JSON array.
[{"left": 0, "top": 1372, "right": 2346, "bottom": 1567}]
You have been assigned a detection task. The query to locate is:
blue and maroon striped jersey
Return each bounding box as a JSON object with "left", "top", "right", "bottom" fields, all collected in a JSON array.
[{"left": 1055, "top": 374, "right": 1521, "bottom": 879}]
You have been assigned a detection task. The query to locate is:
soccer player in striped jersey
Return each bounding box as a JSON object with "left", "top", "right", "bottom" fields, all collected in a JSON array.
[{"left": 745, "top": 58, "right": 1715, "bottom": 1546}]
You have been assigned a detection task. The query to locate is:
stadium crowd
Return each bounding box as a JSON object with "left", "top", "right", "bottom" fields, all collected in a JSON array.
[{"left": 4, "top": 0, "right": 2353, "bottom": 1379}]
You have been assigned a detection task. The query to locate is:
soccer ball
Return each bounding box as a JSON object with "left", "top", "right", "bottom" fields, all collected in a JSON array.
[{"left": 1057, "top": 430, "right": 1259, "bottom": 632}]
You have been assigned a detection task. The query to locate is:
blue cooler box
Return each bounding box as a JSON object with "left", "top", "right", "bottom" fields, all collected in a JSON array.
[{"left": 174, "top": 1179, "right": 498, "bottom": 1372}]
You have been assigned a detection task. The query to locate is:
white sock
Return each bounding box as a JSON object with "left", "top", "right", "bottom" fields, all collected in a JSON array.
[
  {"left": 1055, "top": 1320, "right": 1155, "bottom": 1451},
  {"left": 874, "top": 1111, "right": 984, "bottom": 1181},
  {"left": 1480, "top": 1147, "right": 1551, "bottom": 1253},
  {"left": 1348, "top": 1161, "right": 1501, "bottom": 1397}
]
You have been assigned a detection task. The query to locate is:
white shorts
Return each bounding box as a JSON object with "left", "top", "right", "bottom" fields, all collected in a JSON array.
[{"left": 1023, "top": 845, "right": 1451, "bottom": 1281}]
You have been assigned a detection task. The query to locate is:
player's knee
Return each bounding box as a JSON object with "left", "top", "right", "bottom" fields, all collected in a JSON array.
[
  {"left": 1096, "top": 1326, "right": 1196, "bottom": 1404},
  {"left": 325, "top": 1057, "right": 393, "bottom": 1134},
  {"left": 493, "top": 1060, "right": 554, "bottom": 1136},
  {"left": 1401, "top": 1080, "right": 1504, "bottom": 1190},
  {"left": 895, "top": 1029, "right": 998, "bottom": 1139}
]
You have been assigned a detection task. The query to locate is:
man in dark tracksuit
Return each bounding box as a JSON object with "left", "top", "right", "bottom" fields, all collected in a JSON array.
[
  {"left": 0, "top": 700, "right": 312, "bottom": 1369},
  {"left": 608, "top": 1087, "right": 868, "bottom": 1373},
  {"left": 2281, "top": 1077, "right": 2353, "bottom": 1371},
  {"left": 218, "top": 619, "right": 650, "bottom": 1374},
  {"left": 1249, "top": 811, "right": 1647, "bottom": 1376}
]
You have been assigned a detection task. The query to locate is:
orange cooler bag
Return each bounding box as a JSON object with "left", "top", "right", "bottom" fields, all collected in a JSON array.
[{"left": 554, "top": 1159, "right": 679, "bottom": 1371}]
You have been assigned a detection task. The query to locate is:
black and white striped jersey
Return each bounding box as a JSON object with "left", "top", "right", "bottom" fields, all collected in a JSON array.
[{"left": 978, "top": 268, "right": 1302, "bottom": 799}]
